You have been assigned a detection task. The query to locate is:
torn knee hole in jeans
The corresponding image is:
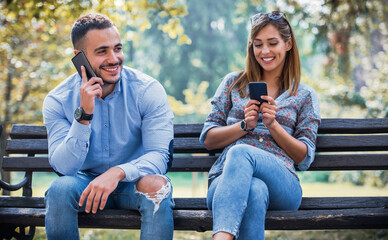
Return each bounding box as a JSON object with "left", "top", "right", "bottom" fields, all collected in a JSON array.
[{"left": 135, "top": 176, "right": 171, "bottom": 215}]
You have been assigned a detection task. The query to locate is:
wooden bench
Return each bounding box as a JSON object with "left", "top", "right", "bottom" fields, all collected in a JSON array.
[{"left": 1, "top": 118, "right": 388, "bottom": 239}]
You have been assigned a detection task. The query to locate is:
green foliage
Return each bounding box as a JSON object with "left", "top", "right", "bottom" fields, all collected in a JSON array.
[
  {"left": 280, "top": 0, "right": 388, "bottom": 118},
  {"left": 168, "top": 81, "right": 211, "bottom": 123},
  {"left": 330, "top": 170, "right": 388, "bottom": 188},
  {"left": 133, "top": 0, "right": 253, "bottom": 101},
  {"left": 0, "top": 0, "right": 189, "bottom": 132},
  {"left": 298, "top": 171, "right": 331, "bottom": 183}
]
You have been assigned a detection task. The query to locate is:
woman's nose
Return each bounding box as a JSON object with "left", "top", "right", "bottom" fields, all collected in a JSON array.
[{"left": 262, "top": 45, "right": 270, "bottom": 54}]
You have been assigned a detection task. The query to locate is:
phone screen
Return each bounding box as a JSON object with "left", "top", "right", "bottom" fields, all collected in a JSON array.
[
  {"left": 249, "top": 82, "right": 268, "bottom": 104},
  {"left": 71, "top": 50, "right": 97, "bottom": 80}
]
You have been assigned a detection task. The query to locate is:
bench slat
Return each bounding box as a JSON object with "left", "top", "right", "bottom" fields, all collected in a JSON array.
[
  {"left": 310, "top": 154, "right": 388, "bottom": 170},
  {"left": 1, "top": 196, "right": 387, "bottom": 210},
  {"left": 3, "top": 154, "right": 388, "bottom": 172},
  {"left": 178, "top": 119, "right": 388, "bottom": 135},
  {"left": 264, "top": 208, "right": 388, "bottom": 230},
  {"left": 318, "top": 118, "right": 388, "bottom": 134},
  {"left": 9, "top": 124, "right": 48, "bottom": 139},
  {"left": 8, "top": 124, "right": 207, "bottom": 139},
  {"left": 316, "top": 135, "right": 388, "bottom": 152},
  {"left": 1, "top": 207, "right": 387, "bottom": 230},
  {"left": 174, "top": 123, "right": 204, "bottom": 137},
  {"left": 6, "top": 135, "right": 388, "bottom": 155},
  {"left": 6, "top": 139, "right": 48, "bottom": 154},
  {"left": 9, "top": 119, "right": 388, "bottom": 139}
]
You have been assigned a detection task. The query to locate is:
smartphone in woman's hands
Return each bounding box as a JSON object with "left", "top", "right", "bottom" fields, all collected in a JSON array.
[{"left": 249, "top": 82, "right": 268, "bottom": 104}]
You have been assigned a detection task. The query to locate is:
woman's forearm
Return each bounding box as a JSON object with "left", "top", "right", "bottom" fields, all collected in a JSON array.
[
  {"left": 204, "top": 122, "right": 247, "bottom": 150},
  {"left": 267, "top": 120, "right": 307, "bottom": 164},
  {"left": 204, "top": 119, "right": 308, "bottom": 164}
]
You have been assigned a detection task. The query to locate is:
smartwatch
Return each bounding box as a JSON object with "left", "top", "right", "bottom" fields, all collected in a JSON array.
[
  {"left": 240, "top": 120, "right": 254, "bottom": 132},
  {"left": 74, "top": 107, "right": 93, "bottom": 122}
]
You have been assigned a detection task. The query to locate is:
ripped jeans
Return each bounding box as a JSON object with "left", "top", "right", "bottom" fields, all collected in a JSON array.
[
  {"left": 45, "top": 172, "right": 174, "bottom": 240},
  {"left": 207, "top": 144, "right": 302, "bottom": 239}
]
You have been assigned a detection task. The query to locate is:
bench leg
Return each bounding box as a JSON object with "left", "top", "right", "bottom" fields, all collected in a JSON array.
[{"left": 0, "top": 224, "right": 35, "bottom": 240}]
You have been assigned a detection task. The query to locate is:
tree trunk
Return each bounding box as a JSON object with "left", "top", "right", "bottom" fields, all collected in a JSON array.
[
  {"left": 0, "top": 124, "right": 10, "bottom": 196},
  {"left": 1, "top": 61, "right": 14, "bottom": 196}
]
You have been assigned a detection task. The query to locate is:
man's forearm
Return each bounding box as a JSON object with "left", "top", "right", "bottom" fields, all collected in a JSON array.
[{"left": 48, "top": 120, "right": 91, "bottom": 175}]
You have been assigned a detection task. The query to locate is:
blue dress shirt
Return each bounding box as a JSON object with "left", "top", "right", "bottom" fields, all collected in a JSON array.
[{"left": 43, "top": 66, "right": 174, "bottom": 182}]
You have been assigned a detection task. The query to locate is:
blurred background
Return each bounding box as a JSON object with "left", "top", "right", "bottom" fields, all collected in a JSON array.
[{"left": 0, "top": 0, "right": 387, "bottom": 239}]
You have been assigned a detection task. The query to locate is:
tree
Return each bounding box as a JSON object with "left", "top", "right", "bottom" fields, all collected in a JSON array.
[
  {"left": 280, "top": 0, "right": 388, "bottom": 117},
  {"left": 134, "top": 0, "right": 257, "bottom": 101}
]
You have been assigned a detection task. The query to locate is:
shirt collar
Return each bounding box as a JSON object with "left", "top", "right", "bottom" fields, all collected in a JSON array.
[{"left": 113, "top": 75, "right": 122, "bottom": 94}]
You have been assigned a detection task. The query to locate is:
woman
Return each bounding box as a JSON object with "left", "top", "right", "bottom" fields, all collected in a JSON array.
[{"left": 200, "top": 11, "right": 321, "bottom": 240}]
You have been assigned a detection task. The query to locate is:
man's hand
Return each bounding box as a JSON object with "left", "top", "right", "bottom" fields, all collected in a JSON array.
[
  {"left": 79, "top": 167, "right": 125, "bottom": 214},
  {"left": 79, "top": 66, "right": 103, "bottom": 116}
]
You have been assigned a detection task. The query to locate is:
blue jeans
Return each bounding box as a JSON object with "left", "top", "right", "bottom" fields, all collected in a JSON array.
[
  {"left": 45, "top": 172, "right": 174, "bottom": 240},
  {"left": 207, "top": 144, "right": 302, "bottom": 239}
]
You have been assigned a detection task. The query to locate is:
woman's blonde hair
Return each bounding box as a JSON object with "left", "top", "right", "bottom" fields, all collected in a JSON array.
[{"left": 227, "top": 12, "right": 301, "bottom": 99}]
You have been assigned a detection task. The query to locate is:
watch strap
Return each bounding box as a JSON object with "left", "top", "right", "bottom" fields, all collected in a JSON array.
[
  {"left": 81, "top": 111, "right": 93, "bottom": 121},
  {"left": 75, "top": 107, "right": 93, "bottom": 122}
]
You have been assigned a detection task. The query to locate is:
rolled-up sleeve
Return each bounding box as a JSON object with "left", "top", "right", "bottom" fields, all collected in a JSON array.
[
  {"left": 199, "top": 73, "right": 237, "bottom": 145},
  {"left": 295, "top": 89, "right": 321, "bottom": 171}
]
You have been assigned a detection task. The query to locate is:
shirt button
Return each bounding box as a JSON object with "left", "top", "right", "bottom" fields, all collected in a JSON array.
[
  {"left": 104, "top": 147, "right": 108, "bottom": 151},
  {"left": 104, "top": 124, "right": 108, "bottom": 127}
]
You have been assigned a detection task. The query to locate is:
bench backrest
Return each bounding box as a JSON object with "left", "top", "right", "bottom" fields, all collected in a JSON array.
[{"left": 3, "top": 118, "right": 388, "bottom": 173}]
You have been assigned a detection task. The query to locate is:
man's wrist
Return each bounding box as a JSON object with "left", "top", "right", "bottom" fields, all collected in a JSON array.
[
  {"left": 74, "top": 107, "right": 93, "bottom": 123},
  {"left": 78, "top": 120, "right": 90, "bottom": 125},
  {"left": 113, "top": 166, "right": 126, "bottom": 181}
]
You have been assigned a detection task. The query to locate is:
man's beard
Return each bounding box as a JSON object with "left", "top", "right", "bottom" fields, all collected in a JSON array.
[{"left": 94, "top": 61, "right": 123, "bottom": 85}]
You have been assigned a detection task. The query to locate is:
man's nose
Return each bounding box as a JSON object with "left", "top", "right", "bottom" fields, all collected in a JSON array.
[{"left": 107, "top": 51, "right": 119, "bottom": 63}]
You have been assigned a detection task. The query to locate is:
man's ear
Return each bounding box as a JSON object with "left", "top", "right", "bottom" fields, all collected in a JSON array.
[
  {"left": 74, "top": 49, "right": 80, "bottom": 55},
  {"left": 286, "top": 39, "right": 292, "bottom": 51}
]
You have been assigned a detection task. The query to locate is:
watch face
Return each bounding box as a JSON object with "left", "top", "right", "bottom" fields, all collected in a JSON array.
[
  {"left": 241, "top": 120, "right": 245, "bottom": 130},
  {"left": 74, "top": 107, "right": 82, "bottom": 120}
]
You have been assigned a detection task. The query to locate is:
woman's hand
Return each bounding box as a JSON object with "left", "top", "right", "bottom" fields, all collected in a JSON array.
[
  {"left": 244, "top": 99, "right": 260, "bottom": 129},
  {"left": 259, "top": 95, "right": 277, "bottom": 128},
  {"left": 258, "top": 95, "right": 308, "bottom": 164}
]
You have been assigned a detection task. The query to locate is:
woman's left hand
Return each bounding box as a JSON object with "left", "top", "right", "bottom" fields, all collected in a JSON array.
[{"left": 259, "top": 95, "right": 277, "bottom": 128}]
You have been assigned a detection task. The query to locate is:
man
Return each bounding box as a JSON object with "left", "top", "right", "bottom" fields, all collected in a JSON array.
[{"left": 43, "top": 13, "right": 174, "bottom": 239}]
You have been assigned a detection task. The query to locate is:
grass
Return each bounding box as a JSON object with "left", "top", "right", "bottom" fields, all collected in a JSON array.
[
  {"left": 6, "top": 172, "right": 388, "bottom": 198},
  {"left": 30, "top": 228, "right": 388, "bottom": 239},
  {"left": 2, "top": 172, "right": 388, "bottom": 239}
]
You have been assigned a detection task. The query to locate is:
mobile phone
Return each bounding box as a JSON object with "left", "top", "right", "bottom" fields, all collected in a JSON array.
[
  {"left": 249, "top": 82, "right": 268, "bottom": 104},
  {"left": 71, "top": 50, "right": 97, "bottom": 80}
]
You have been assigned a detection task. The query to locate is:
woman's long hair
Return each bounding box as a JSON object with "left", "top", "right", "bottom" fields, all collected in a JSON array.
[{"left": 227, "top": 13, "right": 301, "bottom": 99}]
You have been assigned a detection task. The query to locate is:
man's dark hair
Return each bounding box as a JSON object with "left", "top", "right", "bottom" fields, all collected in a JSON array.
[{"left": 71, "top": 13, "right": 114, "bottom": 49}]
